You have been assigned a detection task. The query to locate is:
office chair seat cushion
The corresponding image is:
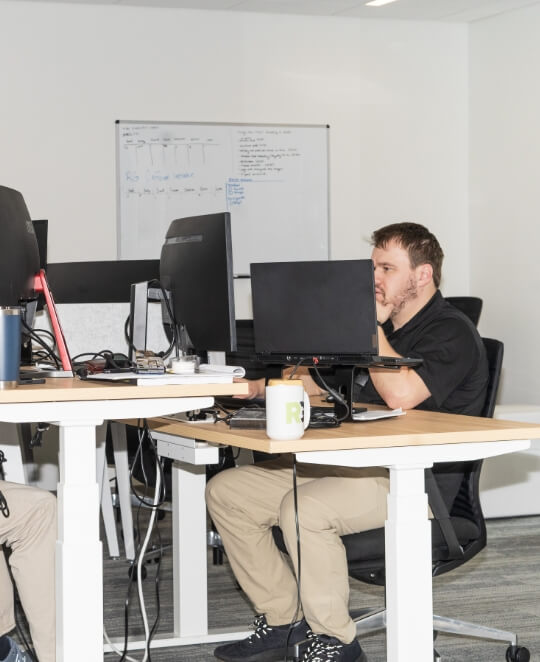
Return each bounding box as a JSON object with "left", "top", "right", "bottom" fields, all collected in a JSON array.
[
  {"left": 340, "top": 516, "right": 480, "bottom": 562},
  {"left": 272, "top": 516, "right": 479, "bottom": 563}
]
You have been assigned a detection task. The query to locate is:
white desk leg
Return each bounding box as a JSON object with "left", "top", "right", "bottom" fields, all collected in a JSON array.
[
  {"left": 96, "top": 422, "right": 120, "bottom": 559},
  {"left": 385, "top": 465, "right": 433, "bottom": 662},
  {"left": 172, "top": 460, "right": 208, "bottom": 637},
  {"left": 111, "top": 422, "right": 136, "bottom": 561},
  {"left": 56, "top": 420, "right": 103, "bottom": 662}
]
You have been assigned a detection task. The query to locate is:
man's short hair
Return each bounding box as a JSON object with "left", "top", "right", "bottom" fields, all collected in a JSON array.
[{"left": 371, "top": 222, "right": 444, "bottom": 288}]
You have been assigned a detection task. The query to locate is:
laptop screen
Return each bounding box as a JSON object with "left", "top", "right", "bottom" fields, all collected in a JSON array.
[{"left": 251, "top": 259, "right": 378, "bottom": 364}]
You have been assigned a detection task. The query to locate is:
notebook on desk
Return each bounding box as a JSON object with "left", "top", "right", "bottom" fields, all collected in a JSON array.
[{"left": 84, "top": 371, "right": 234, "bottom": 385}]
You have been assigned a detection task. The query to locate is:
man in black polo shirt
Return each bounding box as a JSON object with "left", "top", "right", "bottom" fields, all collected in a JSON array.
[
  {"left": 364, "top": 223, "right": 487, "bottom": 416},
  {"left": 205, "top": 223, "right": 488, "bottom": 662}
]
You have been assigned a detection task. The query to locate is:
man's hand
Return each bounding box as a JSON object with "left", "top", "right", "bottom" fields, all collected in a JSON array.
[
  {"left": 376, "top": 299, "right": 394, "bottom": 325},
  {"left": 282, "top": 366, "right": 326, "bottom": 397},
  {"left": 232, "top": 377, "right": 266, "bottom": 399}
]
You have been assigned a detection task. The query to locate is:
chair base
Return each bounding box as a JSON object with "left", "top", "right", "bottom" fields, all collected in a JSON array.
[{"left": 350, "top": 608, "right": 525, "bottom": 660}]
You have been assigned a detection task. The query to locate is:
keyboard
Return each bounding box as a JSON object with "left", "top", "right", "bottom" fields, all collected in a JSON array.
[{"left": 228, "top": 405, "right": 339, "bottom": 430}]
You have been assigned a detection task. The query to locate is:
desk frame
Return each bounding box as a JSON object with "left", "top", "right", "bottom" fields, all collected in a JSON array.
[
  {"left": 126, "top": 411, "right": 538, "bottom": 662},
  {"left": 0, "top": 379, "right": 247, "bottom": 662},
  {"left": 298, "top": 441, "right": 531, "bottom": 661}
]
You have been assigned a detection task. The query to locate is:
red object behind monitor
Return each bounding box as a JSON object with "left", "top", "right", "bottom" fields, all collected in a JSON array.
[{"left": 33, "top": 270, "right": 72, "bottom": 372}]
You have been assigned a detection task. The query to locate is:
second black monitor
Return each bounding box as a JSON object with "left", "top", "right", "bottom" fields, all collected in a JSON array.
[{"left": 160, "top": 212, "right": 237, "bottom": 355}]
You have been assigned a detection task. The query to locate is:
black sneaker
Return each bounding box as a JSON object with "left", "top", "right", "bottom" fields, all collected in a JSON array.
[
  {"left": 300, "top": 633, "right": 367, "bottom": 662},
  {"left": 3, "top": 637, "right": 34, "bottom": 662},
  {"left": 214, "top": 615, "right": 311, "bottom": 661}
]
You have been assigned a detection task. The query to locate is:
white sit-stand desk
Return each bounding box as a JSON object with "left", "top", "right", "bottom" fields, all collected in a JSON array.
[
  {"left": 136, "top": 409, "right": 540, "bottom": 662},
  {"left": 0, "top": 377, "right": 247, "bottom": 662}
]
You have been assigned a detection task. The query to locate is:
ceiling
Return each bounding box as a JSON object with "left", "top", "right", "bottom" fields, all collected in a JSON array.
[{"left": 13, "top": 0, "right": 540, "bottom": 22}]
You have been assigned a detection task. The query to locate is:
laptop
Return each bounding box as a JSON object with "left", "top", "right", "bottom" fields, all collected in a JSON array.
[{"left": 250, "top": 259, "right": 421, "bottom": 369}]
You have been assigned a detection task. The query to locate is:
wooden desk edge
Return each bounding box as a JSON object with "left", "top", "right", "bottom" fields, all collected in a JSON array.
[
  {"left": 121, "top": 409, "right": 540, "bottom": 455},
  {"left": 0, "top": 378, "right": 248, "bottom": 404}
]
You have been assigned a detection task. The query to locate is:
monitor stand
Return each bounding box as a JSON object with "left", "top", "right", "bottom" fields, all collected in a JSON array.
[
  {"left": 128, "top": 280, "right": 178, "bottom": 361},
  {"left": 330, "top": 366, "right": 364, "bottom": 422}
]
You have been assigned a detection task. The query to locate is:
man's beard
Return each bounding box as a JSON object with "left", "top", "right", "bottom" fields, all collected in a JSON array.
[{"left": 386, "top": 277, "right": 418, "bottom": 319}]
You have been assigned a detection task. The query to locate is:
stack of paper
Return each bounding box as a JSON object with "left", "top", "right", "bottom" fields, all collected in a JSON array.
[{"left": 86, "top": 365, "right": 245, "bottom": 386}]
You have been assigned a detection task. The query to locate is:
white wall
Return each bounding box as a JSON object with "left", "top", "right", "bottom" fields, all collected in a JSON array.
[
  {"left": 0, "top": 1, "right": 469, "bottom": 294},
  {"left": 470, "top": 4, "right": 540, "bottom": 404}
]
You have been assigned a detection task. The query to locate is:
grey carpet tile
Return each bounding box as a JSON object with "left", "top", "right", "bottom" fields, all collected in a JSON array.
[{"left": 102, "top": 514, "right": 540, "bottom": 661}]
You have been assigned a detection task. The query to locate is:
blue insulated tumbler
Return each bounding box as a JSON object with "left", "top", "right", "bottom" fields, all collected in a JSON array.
[{"left": 0, "top": 307, "right": 21, "bottom": 389}]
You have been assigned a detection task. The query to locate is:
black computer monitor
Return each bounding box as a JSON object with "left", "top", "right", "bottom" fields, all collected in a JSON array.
[
  {"left": 0, "top": 186, "right": 40, "bottom": 306},
  {"left": 32, "top": 220, "right": 48, "bottom": 271},
  {"left": 159, "top": 212, "right": 237, "bottom": 356},
  {"left": 0, "top": 187, "right": 41, "bottom": 369},
  {"left": 31, "top": 220, "right": 48, "bottom": 316}
]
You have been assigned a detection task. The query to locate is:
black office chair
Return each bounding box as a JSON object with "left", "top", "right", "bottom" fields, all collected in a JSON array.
[
  {"left": 274, "top": 337, "right": 530, "bottom": 662},
  {"left": 445, "top": 296, "right": 483, "bottom": 327}
]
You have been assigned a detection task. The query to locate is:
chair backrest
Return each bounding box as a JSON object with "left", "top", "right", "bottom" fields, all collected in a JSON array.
[
  {"left": 445, "top": 296, "right": 483, "bottom": 327},
  {"left": 480, "top": 337, "right": 504, "bottom": 418}
]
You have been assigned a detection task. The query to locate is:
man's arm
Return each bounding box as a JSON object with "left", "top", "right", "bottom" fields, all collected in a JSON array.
[
  {"left": 233, "top": 367, "right": 326, "bottom": 400},
  {"left": 369, "top": 325, "right": 431, "bottom": 410},
  {"left": 282, "top": 366, "right": 326, "bottom": 396}
]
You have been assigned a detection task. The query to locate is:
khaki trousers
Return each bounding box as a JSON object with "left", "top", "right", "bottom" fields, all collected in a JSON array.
[
  {"left": 205, "top": 456, "right": 389, "bottom": 644},
  {"left": 0, "top": 481, "right": 56, "bottom": 662}
]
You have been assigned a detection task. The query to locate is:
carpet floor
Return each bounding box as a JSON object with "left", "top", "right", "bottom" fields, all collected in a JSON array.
[{"left": 101, "top": 513, "right": 540, "bottom": 662}]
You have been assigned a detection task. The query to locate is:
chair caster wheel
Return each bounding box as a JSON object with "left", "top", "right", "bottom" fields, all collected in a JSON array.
[{"left": 506, "top": 645, "right": 530, "bottom": 662}]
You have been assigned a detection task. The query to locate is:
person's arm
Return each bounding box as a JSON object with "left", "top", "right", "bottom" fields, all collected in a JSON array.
[
  {"left": 282, "top": 366, "right": 326, "bottom": 396},
  {"left": 232, "top": 366, "right": 326, "bottom": 400},
  {"left": 368, "top": 325, "right": 431, "bottom": 410},
  {"left": 232, "top": 377, "right": 266, "bottom": 399}
]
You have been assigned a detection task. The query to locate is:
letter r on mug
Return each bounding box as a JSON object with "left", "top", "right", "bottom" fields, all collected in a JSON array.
[{"left": 286, "top": 401, "right": 302, "bottom": 425}]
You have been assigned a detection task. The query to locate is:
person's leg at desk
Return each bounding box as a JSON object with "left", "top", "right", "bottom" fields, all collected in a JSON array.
[
  {"left": 0, "top": 481, "right": 56, "bottom": 662},
  {"left": 205, "top": 456, "right": 388, "bottom": 662}
]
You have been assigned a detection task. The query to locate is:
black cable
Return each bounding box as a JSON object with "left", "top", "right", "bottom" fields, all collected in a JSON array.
[
  {"left": 285, "top": 455, "right": 303, "bottom": 660},
  {"left": 147, "top": 514, "right": 164, "bottom": 657},
  {"left": 148, "top": 279, "right": 179, "bottom": 360},
  {"left": 288, "top": 358, "right": 310, "bottom": 379},
  {"left": 0, "top": 492, "right": 9, "bottom": 518},
  {"left": 21, "top": 319, "right": 61, "bottom": 368},
  {"left": 29, "top": 327, "right": 56, "bottom": 345},
  {"left": 117, "top": 421, "right": 154, "bottom": 662},
  {"left": 133, "top": 423, "right": 167, "bottom": 661},
  {"left": 123, "top": 279, "right": 178, "bottom": 360},
  {"left": 287, "top": 360, "right": 344, "bottom": 427},
  {"left": 129, "top": 425, "right": 167, "bottom": 509},
  {"left": 14, "top": 608, "right": 37, "bottom": 661},
  {"left": 311, "top": 365, "right": 350, "bottom": 422},
  {"left": 123, "top": 315, "right": 137, "bottom": 359},
  {"left": 117, "top": 546, "right": 136, "bottom": 662},
  {"left": 71, "top": 350, "right": 136, "bottom": 372},
  {"left": 118, "top": 420, "right": 166, "bottom": 661}
]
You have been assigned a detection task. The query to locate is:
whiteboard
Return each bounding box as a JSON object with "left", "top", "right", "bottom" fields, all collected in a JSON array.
[{"left": 116, "top": 121, "right": 329, "bottom": 274}]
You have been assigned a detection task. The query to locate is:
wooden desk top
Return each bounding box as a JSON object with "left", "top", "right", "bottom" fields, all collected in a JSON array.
[
  {"left": 143, "top": 408, "right": 540, "bottom": 454},
  {"left": 0, "top": 377, "right": 248, "bottom": 404}
]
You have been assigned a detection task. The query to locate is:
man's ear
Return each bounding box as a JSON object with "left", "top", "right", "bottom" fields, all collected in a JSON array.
[{"left": 416, "top": 263, "right": 433, "bottom": 288}]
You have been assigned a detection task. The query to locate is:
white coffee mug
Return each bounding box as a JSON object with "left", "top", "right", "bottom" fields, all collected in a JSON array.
[{"left": 265, "top": 378, "right": 311, "bottom": 441}]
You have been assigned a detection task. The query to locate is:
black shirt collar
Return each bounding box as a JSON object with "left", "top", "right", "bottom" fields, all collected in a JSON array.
[{"left": 382, "top": 290, "right": 442, "bottom": 340}]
